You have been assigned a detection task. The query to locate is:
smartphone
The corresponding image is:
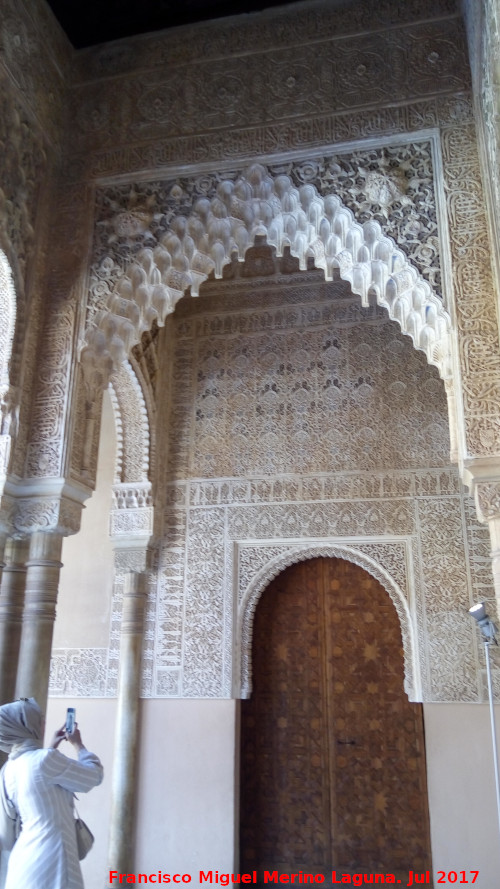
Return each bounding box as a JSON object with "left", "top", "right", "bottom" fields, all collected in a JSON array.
[{"left": 66, "top": 707, "right": 76, "bottom": 734}]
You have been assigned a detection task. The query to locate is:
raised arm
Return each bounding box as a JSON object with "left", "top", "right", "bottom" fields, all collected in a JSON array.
[{"left": 42, "top": 744, "right": 103, "bottom": 793}]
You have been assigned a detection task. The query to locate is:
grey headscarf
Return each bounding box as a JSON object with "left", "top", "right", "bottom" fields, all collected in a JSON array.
[{"left": 0, "top": 698, "right": 43, "bottom": 759}]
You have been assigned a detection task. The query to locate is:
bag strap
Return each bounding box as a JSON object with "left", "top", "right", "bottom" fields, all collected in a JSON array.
[{"left": 72, "top": 793, "right": 81, "bottom": 820}]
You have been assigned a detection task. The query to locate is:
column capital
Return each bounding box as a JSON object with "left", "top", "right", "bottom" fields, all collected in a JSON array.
[
  {"left": 461, "top": 458, "right": 500, "bottom": 523},
  {"left": 475, "top": 480, "right": 500, "bottom": 523},
  {"left": 0, "top": 476, "right": 93, "bottom": 538}
]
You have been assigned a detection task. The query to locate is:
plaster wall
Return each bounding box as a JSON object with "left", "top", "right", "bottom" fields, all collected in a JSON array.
[
  {"left": 55, "top": 391, "right": 116, "bottom": 650},
  {"left": 423, "top": 701, "right": 500, "bottom": 886},
  {"left": 134, "top": 700, "right": 238, "bottom": 879},
  {"left": 52, "top": 272, "right": 495, "bottom": 706},
  {"left": 44, "top": 698, "right": 237, "bottom": 886},
  {"left": 44, "top": 697, "right": 116, "bottom": 889}
]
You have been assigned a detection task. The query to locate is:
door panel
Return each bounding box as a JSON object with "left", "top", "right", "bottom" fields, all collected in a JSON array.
[{"left": 240, "top": 557, "right": 432, "bottom": 882}]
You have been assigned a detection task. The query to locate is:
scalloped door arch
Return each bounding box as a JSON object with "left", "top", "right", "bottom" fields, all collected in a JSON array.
[
  {"left": 237, "top": 544, "right": 420, "bottom": 702},
  {"left": 82, "top": 164, "right": 452, "bottom": 382}
]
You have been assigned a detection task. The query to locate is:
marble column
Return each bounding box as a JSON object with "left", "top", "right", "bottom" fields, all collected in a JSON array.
[
  {"left": 107, "top": 570, "right": 147, "bottom": 878},
  {"left": 15, "top": 530, "right": 63, "bottom": 712},
  {"left": 0, "top": 537, "right": 29, "bottom": 705}
]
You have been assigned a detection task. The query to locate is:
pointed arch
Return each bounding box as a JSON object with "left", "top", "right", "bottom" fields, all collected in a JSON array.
[
  {"left": 237, "top": 543, "right": 420, "bottom": 703},
  {"left": 82, "top": 164, "right": 452, "bottom": 383}
]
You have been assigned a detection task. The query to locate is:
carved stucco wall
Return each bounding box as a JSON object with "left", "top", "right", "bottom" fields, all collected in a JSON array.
[
  {"left": 75, "top": 102, "right": 500, "bottom": 485},
  {"left": 0, "top": 0, "right": 497, "bottom": 522},
  {"left": 0, "top": 0, "right": 498, "bottom": 701},
  {"left": 51, "top": 269, "right": 495, "bottom": 702}
]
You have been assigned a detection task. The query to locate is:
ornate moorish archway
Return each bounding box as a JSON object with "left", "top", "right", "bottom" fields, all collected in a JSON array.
[{"left": 240, "top": 556, "right": 433, "bottom": 882}]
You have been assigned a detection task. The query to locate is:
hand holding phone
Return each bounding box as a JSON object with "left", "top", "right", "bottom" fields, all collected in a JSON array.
[{"left": 65, "top": 707, "right": 76, "bottom": 734}]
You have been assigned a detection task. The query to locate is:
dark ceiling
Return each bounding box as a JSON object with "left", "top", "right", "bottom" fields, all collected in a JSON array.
[{"left": 46, "top": 0, "right": 302, "bottom": 49}]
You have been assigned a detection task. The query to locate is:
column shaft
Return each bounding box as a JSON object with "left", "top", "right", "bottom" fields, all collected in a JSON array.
[
  {"left": 107, "top": 571, "right": 147, "bottom": 877},
  {"left": 15, "top": 531, "right": 63, "bottom": 711},
  {"left": 488, "top": 519, "right": 500, "bottom": 622},
  {"left": 0, "top": 538, "right": 29, "bottom": 704}
]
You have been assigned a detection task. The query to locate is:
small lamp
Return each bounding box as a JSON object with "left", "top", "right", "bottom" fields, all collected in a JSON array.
[{"left": 469, "top": 602, "right": 498, "bottom": 644}]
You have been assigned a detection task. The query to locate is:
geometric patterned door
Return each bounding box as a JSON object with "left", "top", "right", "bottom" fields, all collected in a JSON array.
[{"left": 240, "top": 557, "right": 433, "bottom": 884}]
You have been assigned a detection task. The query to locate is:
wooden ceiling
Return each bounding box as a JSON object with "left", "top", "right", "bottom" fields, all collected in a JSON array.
[{"left": 45, "top": 0, "right": 310, "bottom": 49}]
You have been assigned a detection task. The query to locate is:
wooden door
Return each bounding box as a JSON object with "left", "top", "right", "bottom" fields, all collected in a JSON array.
[{"left": 239, "top": 557, "right": 433, "bottom": 883}]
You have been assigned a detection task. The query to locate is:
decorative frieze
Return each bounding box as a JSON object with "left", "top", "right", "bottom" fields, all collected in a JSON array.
[
  {"left": 70, "top": 15, "right": 468, "bottom": 156},
  {"left": 74, "top": 0, "right": 458, "bottom": 83},
  {"left": 49, "top": 647, "right": 108, "bottom": 696}
]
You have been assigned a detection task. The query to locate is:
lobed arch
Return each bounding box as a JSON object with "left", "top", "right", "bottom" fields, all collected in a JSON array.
[
  {"left": 108, "top": 359, "right": 153, "bottom": 507},
  {"left": 0, "top": 249, "right": 16, "bottom": 405},
  {"left": 82, "top": 163, "right": 452, "bottom": 385},
  {"left": 0, "top": 249, "right": 17, "bottom": 480},
  {"left": 237, "top": 543, "right": 420, "bottom": 703}
]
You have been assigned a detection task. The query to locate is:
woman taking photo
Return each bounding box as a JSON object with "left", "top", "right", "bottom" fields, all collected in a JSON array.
[{"left": 0, "top": 697, "right": 103, "bottom": 889}]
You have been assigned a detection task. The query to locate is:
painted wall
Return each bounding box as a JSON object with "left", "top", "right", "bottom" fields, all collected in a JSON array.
[
  {"left": 44, "top": 697, "right": 237, "bottom": 888},
  {"left": 424, "top": 701, "right": 500, "bottom": 888},
  {"left": 134, "top": 700, "right": 238, "bottom": 880},
  {"left": 55, "top": 392, "right": 116, "bottom": 650}
]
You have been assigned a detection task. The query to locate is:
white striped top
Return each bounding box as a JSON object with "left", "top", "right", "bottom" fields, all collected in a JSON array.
[{"left": 3, "top": 747, "right": 103, "bottom": 889}]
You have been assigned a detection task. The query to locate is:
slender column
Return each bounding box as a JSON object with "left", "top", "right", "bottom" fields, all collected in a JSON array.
[
  {"left": 487, "top": 516, "right": 500, "bottom": 616},
  {"left": 107, "top": 571, "right": 147, "bottom": 878},
  {"left": 472, "top": 478, "right": 500, "bottom": 613},
  {"left": 0, "top": 537, "right": 29, "bottom": 705},
  {"left": 15, "top": 531, "right": 63, "bottom": 711}
]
